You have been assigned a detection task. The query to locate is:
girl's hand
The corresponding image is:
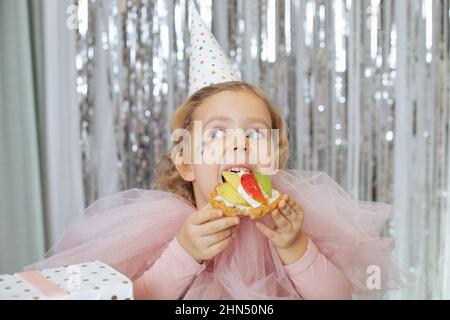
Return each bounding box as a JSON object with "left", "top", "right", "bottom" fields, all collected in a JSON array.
[
  {"left": 177, "top": 203, "right": 240, "bottom": 264},
  {"left": 255, "top": 194, "right": 309, "bottom": 264}
]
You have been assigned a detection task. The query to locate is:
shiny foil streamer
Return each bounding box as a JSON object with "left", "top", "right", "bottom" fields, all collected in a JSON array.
[
  {"left": 75, "top": 0, "right": 98, "bottom": 205},
  {"left": 74, "top": 0, "right": 450, "bottom": 298}
]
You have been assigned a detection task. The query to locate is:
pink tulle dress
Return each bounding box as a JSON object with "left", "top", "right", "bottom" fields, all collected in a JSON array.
[{"left": 25, "top": 170, "right": 406, "bottom": 299}]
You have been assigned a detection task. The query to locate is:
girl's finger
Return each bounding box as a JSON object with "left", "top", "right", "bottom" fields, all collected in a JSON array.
[
  {"left": 255, "top": 221, "right": 279, "bottom": 241},
  {"left": 201, "top": 202, "right": 213, "bottom": 210},
  {"left": 208, "top": 235, "right": 234, "bottom": 256},
  {"left": 286, "top": 200, "right": 304, "bottom": 228},
  {"left": 271, "top": 209, "right": 292, "bottom": 232},
  {"left": 275, "top": 194, "right": 289, "bottom": 210},
  {"left": 203, "top": 227, "right": 234, "bottom": 247},
  {"left": 191, "top": 209, "right": 223, "bottom": 225},
  {"left": 277, "top": 197, "right": 291, "bottom": 212},
  {"left": 287, "top": 199, "right": 304, "bottom": 219},
  {"left": 284, "top": 195, "right": 299, "bottom": 210},
  {"left": 199, "top": 217, "right": 240, "bottom": 235},
  {"left": 277, "top": 198, "right": 297, "bottom": 223}
]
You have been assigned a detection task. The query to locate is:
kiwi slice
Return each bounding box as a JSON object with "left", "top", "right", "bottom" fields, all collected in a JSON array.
[{"left": 254, "top": 173, "right": 272, "bottom": 197}]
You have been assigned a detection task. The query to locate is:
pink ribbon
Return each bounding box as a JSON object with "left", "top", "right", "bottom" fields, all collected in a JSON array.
[{"left": 17, "top": 271, "right": 70, "bottom": 300}]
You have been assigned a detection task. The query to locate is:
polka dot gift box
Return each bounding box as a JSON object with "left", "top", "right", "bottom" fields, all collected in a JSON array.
[
  {"left": 0, "top": 261, "right": 133, "bottom": 300},
  {"left": 188, "top": 5, "right": 240, "bottom": 96}
]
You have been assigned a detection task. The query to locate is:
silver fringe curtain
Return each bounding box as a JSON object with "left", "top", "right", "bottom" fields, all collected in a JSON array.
[{"left": 73, "top": 0, "right": 450, "bottom": 299}]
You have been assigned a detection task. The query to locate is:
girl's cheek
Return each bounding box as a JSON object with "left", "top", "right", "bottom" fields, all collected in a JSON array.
[
  {"left": 249, "top": 139, "right": 271, "bottom": 159},
  {"left": 199, "top": 140, "right": 225, "bottom": 164}
]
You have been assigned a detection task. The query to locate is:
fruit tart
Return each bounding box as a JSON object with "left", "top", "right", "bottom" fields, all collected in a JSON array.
[{"left": 209, "top": 167, "right": 282, "bottom": 219}]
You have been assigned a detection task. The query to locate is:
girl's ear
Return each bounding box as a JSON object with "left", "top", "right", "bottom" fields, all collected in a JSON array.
[{"left": 174, "top": 150, "right": 195, "bottom": 182}]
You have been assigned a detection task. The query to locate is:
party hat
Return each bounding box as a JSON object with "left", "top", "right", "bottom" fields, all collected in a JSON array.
[{"left": 188, "top": 6, "right": 240, "bottom": 96}]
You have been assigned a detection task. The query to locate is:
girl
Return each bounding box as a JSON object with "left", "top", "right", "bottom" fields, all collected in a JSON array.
[
  {"left": 135, "top": 81, "right": 356, "bottom": 299},
  {"left": 26, "top": 7, "right": 404, "bottom": 300}
]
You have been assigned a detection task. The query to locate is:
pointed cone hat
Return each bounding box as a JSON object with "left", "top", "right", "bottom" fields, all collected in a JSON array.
[{"left": 188, "top": 6, "right": 240, "bottom": 96}]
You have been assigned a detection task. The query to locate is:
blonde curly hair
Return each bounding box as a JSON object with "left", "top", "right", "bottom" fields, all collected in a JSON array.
[{"left": 153, "top": 81, "right": 290, "bottom": 207}]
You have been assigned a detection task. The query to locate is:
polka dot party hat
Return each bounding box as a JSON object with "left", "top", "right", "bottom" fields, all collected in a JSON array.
[{"left": 188, "top": 6, "right": 240, "bottom": 96}]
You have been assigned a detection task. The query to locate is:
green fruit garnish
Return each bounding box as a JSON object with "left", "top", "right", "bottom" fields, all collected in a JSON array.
[
  {"left": 254, "top": 173, "right": 272, "bottom": 197},
  {"left": 217, "top": 182, "right": 248, "bottom": 205},
  {"left": 222, "top": 171, "right": 241, "bottom": 189}
]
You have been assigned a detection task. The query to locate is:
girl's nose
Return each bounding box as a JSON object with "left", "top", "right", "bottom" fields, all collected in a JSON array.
[
  {"left": 234, "top": 145, "right": 247, "bottom": 151},
  {"left": 233, "top": 137, "right": 249, "bottom": 151}
]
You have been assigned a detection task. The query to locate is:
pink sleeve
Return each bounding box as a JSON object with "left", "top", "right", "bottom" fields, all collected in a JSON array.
[
  {"left": 284, "top": 238, "right": 352, "bottom": 300},
  {"left": 133, "top": 236, "right": 206, "bottom": 299}
]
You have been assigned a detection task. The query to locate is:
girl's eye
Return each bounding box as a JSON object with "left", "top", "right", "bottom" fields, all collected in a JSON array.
[
  {"left": 209, "top": 128, "right": 226, "bottom": 139},
  {"left": 247, "top": 129, "right": 265, "bottom": 139}
]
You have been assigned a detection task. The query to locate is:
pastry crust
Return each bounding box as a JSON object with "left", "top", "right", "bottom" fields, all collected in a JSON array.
[{"left": 208, "top": 187, "right": 282, "bottom": 219}]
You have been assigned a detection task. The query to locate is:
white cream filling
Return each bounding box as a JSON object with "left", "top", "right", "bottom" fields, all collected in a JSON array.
[{"left": 237, "top": 184, "right": 262, "bottom": 208}]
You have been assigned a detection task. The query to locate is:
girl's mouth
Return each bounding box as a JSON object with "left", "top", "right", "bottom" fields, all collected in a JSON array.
[{"left": 220, "top": 166, "right": 252, "bottom": 183}]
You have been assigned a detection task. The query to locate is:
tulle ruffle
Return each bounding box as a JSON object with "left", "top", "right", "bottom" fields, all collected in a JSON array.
[{"left": 26, "top": 170, "right": 406, "bottom": 299}]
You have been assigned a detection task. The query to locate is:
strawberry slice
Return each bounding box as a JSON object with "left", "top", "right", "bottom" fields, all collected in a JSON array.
[{"left": 241, "top": 173, "right": 266, "bottom": 204}]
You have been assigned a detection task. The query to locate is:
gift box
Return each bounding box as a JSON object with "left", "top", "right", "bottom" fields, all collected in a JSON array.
[{"left": 0, "top": 260, "right": 133, "bottom": 300}]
